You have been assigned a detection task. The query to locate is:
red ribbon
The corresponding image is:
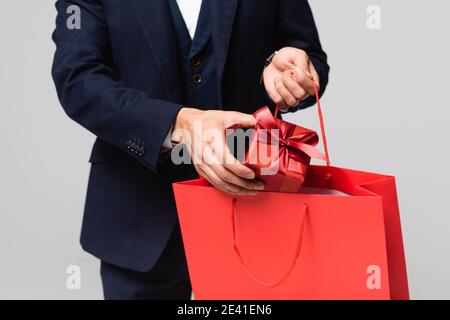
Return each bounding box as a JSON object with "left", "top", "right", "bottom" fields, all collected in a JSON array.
[{"left": 252, "top": 107, "right": 326, "bottom": 174}]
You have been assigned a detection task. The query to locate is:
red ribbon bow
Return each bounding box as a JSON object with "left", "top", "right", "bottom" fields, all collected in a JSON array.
[{"left": 253, "top": 106, "right": 326, "bottom": 171}]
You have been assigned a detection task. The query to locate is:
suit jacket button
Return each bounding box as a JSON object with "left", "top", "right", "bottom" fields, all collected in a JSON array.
[
  {"left": 192, "top": 74, "right": 202, "bottom": 84},
  {"left": 192, "top": 56, "right": 201, "bottom": 67}
]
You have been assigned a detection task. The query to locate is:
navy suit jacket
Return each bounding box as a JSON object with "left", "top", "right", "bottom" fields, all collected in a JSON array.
[{"left": 52, "top": 0, "right": 329, "bottom": 272}]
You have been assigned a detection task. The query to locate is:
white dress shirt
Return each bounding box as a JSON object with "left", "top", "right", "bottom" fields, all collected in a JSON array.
[
  {"left": 176, "top": 0, "right": 203, "bottom": 39},
  {"left": 162, "top": 0, "right": 203, "bottom": 150}
]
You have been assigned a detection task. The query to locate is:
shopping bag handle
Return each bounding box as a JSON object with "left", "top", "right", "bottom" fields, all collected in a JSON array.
[
  {"left": 274, "top": 82, "right": 331, "bottom": 166},
  {"left": 231, "top": 198, "right": 308, "bottom": 288}
]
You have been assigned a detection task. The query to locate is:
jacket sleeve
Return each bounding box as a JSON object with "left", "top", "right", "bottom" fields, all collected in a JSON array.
[
  {"left": 277, "top": 0, "right": 330, "bottom": 111},
  {"left": 51, "top": 0, "right": 181, "bottom": 173}
]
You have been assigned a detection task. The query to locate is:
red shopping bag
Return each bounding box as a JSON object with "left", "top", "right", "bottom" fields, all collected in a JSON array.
[{"left": 172, "top": 85, "right": 409, "bottom": 300}]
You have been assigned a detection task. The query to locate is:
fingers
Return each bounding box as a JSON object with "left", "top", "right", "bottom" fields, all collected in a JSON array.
[
  {"left": 210, "top": 140, "right": 262, "bottom": 190},
  {"left": 275, "top": 76, "right": 299, "bottom": 108},
  {"left": 224, "top": 111, "right": 257, "bottom": 129},
  {"left": 263, "top": 48, "right": 319, "bottom": 108},
  {"left": 195, "top": 164, "right": 256, "bottom": 196},
  {"left": 199, "top": 135, "right": 263, "bottom": 196},
  {"left": 282, "top": 70, "right": 309, "bottom": 102},
  {"left": 263, "top": 66, "right": 285, "bottom": 106},
  {"left": 293, "top": 66, "right": 315, "bottom": 96},
  {"left": 221, "top": 145, "right": 256, "bottom": 180},
  {"left": 268, "top": 80, "right": 285, "bottom": 106},
  {"left": 272, "top": 67, "right": 315, "bottom": 109},
  {"left": 183, "top": 109, "right": 264, "bottom": 196},
  {"left": 289, "top": 49, "right": 315, "bottom": 96},
  {"left": 211, "top": 162, "right": 264, "bottom": 192},
  {"left": 195, "top": 162, "right": 260, "bottom": 196},
  {"left": 291, "top": 50, "right": 312, "bottom": 78},
  {"left": 220, "top": 112, "right": 261, "bottom": 180}
]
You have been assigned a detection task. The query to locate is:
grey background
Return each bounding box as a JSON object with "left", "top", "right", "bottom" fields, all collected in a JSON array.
[{"left": 0, "top": 1, "right": 449, "bottom": 299}]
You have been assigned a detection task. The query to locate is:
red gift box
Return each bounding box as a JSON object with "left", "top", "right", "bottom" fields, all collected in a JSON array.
[{"left": 244, "top": 84, "right": 329, "bottom": 192}]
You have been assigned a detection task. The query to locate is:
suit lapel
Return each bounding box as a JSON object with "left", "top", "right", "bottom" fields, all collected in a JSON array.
[
  {"left": 210, "top": 0, "right": 240, "bottom": 105},
  {"left": 130, "top": 0, "right": 181, "bottom": 100}
]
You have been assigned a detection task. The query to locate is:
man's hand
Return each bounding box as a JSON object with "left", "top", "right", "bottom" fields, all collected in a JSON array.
[
  {"left": 263, "top": 47, "right": 319, "bottom": 110},
  {"left": 172, "top": 108, "right": 264, "bottom": 196}
]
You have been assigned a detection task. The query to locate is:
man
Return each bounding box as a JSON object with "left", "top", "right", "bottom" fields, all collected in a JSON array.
[{"left": 52, "top": 0, "right": 329, "bottom": 299}]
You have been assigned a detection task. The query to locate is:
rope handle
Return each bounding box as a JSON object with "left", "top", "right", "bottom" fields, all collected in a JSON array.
[
  {"left": 231, "top": 198, "right": 308, "bottom": 288},
  {"left": 274, "top": 82, "right": 330, "bottom": 166}
]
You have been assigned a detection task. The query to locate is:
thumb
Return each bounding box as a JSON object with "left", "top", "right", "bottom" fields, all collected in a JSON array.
[
  {"left": 225, "top": 111, "right": 257, "bottom": 129},
  {"left": 292, "top": 51, "right": 313, "bottom": 79},
  {"left": 308, "top": 60, "right": 320, "bottom": 87}
]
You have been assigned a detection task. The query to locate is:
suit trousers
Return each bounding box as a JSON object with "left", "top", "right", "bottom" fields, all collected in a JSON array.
[{"left": 100, "top": 223, "right": 191, "bottom": 300}]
